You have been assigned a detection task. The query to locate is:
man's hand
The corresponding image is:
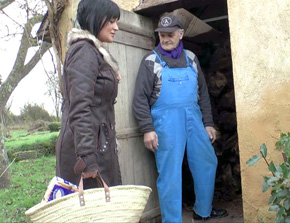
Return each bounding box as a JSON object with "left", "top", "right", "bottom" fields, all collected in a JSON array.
[
  {"left": 82, "top": 169, "right": 98, "bottom": 179},
  {"left": 205, "top": 126, "right": 217, "bottom": 143},
  {"left": 143, "top": 131, "right": 159, "bottom": 152},
  {"left": 116, "top": 71, "right": 121, "bottom": 83}
]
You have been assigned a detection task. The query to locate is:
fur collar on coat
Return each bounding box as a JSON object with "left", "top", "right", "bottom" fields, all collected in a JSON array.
[{"left": 67, "top": 28, "right": 119, "bottom": 74}]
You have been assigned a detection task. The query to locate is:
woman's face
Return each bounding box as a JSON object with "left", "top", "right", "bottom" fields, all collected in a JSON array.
[{"left": 97, "top": 18, "right": 119, "bottom": 43}]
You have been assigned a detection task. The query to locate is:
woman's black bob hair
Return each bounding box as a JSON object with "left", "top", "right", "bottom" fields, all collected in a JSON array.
[{"left": 77, "top": 0, "right": 120, "bottom": 38}]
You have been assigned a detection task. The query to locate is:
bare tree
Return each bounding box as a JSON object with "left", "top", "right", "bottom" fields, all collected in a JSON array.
[
  {"left": 46, "top": 69, "right": 62, "bottom": 120},
  {"left": 0, "top": 0, "right": 52, "bottom": 188}
]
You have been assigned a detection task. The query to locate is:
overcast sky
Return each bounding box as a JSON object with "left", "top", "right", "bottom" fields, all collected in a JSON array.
[{"left": 0, "top": 0, "right": 56, "bottom": 115}]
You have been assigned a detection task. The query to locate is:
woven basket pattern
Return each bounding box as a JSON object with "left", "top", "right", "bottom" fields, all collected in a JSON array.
[{"left": 25, "top": 185, "right": 152, "bottom": 223}]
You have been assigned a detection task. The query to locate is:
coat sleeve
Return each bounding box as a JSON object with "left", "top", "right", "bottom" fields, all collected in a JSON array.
[
  {"left": 195, "top": 56, "right": 215, "bottom": 127},
  {"left": 65, "top": 44, "right": 99, "bottom": 172},
  {"left": 133, "top": 56, "right": 156, "bottom": 133}
]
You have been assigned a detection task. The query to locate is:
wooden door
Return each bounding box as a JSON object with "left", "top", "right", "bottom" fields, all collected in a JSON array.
[{"left": 106, "top": 9, "right": 160, "bottom": 221}]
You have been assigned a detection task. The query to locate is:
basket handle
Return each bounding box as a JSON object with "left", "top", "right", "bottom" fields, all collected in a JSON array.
[{"left": 78, "top": 173, "right": 111, "bottom": 206}]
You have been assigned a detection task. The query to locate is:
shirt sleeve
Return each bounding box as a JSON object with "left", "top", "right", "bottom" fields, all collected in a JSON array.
[
  {"left": 195, "top": 56, "right": 215, "bottom": 127},
  {"left": 133, "top": 54, "right": 156, "bottom": 133},
  {"left": 65, "top": 44, "right": 99, "bottom": 172}
]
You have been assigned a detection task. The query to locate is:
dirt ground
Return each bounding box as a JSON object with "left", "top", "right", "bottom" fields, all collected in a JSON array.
[{"left": 182, "top": 194, "right": 244, "bottom": 223}]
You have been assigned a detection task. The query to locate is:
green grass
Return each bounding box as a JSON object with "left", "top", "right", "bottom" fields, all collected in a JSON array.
[
  {"left": 5, "top": 130, "right": 59, "bottom": 149},
  {"left": 0, "top": 156, "right": 55, "bottom": 223},
  {"left": 9, "top": 130, "right": 27, "bottom": 139},
  {"left": 4, "top": 130, "right": 59, "bottom": 161}
]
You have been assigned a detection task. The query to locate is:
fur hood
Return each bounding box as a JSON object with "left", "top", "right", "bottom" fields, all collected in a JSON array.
[{"left": 67, "top": 28, "right": 119, "bottom": 73}]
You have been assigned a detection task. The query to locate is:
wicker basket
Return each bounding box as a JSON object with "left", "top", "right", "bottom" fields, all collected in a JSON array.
[{"left": 25, "top": 177, "right": 152, "bottom": 223}]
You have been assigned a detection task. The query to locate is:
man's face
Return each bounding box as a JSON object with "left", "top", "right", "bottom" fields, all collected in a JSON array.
[{"left": 159, "top": 29, "right": 184, "bottom": 51}]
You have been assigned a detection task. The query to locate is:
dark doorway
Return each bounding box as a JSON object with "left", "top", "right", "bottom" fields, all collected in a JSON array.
[{"left": 134, "top": 0, "right": 243, "bottom": 221}]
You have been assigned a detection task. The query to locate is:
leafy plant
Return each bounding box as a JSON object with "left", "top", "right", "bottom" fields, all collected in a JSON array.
[{"left": 247, "top": 132, "right": 290, "bottom": 223}]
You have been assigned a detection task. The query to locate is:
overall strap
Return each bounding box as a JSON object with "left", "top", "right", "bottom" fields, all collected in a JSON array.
[
  {"left": 152, "top": 50, "right": 167, "bottom": 67},
  {"left": 183, "top": 49, "right": 191, "bottom": 67}
]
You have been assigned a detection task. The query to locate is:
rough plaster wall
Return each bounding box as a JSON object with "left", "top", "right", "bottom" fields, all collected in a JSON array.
[
  {"left": 227, "top": 0, "right": 290, "bottom": 222},
  {"left": 114, "top": 0, "right": 140, "bottom": 11}
]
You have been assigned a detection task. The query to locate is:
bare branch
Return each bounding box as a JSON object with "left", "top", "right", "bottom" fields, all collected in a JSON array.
[
  {"left": 0, "top": 12, "right": 51, "bottom": 112},
  {"left": 0, "top": 41, "right": 51, "bottom": 111},
  {"left": 0, "top": 8, "right": 25, "bottom": 29},
  {"left": 0, "top": 0, "right": 14, "bottom": 10},
  {"left": 9, "top": 14, "right": 44, "bottom": 71},
  {"left": 47, "top": 48, "right": 56, "bottom": 73},
  {"left": 0, "top": 31, "right": 23, "bottom": 39},
  {"left": 25, "top": 0, "right": 29, "bottom": 19}
]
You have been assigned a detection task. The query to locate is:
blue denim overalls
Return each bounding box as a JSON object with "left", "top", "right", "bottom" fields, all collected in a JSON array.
[{"left": 151, "top": 50, "right": 218, "bottom": 222}]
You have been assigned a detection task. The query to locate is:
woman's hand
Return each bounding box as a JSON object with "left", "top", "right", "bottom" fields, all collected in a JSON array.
[{"left": 82, "top": 169, "right": 99, "bottom": 179}]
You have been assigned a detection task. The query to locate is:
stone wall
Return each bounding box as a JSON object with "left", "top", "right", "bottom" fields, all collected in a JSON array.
[{"left": 227, "top": 1, "right": 290, "bottom": 222}]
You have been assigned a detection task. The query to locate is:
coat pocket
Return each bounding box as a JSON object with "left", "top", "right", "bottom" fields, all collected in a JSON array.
[{"left": 98, "top": 123, "right": 110, "bottom": 153}]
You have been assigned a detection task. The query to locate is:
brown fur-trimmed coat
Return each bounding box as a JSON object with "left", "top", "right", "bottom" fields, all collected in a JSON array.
[{"left": 55, "top": 29, "right": 122, "bottom": 188}]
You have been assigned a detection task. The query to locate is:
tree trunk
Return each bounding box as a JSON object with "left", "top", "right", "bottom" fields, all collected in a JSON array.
[{"left": 0, "top": 113, "right": 11, "bottom": 188}]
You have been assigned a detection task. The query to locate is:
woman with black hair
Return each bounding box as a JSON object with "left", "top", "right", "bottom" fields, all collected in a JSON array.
[{"left": 55, "top": 0, "right": 122, "bottom": 189}]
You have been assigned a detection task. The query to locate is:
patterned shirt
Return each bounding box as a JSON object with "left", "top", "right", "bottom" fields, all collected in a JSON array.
[{"left": 133, "top": 47, "right": 213, "bottom": 133}]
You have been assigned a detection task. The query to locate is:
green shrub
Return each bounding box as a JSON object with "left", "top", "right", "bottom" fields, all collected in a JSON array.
[
  {"left": 48, "top": 122, "right": 61, "bottom": 132},
  {"left": 247, "top": 132, "right": 290, "bottom": 223}
]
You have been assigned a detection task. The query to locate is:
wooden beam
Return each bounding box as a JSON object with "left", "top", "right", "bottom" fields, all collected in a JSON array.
[
  {"left": 203, "top": 15, "right": 228, "bottom": 23},
  {"left": 134, "top": 0, "right": 214, "bottom": 17},
  {"left": 116, "top": 127, "right": 143, "bottom": 139},
  {"left": 112, "top": 9, "right": 155, "bottom": 50},
  {"left": 134, "top": 0, "right": 178, "bottom": 10},
  {"left": 118, "top": 20, "right": 153, "bottom": 38},
  {"left": 113, "top": 30, "right": 154, "bottom": 50}
]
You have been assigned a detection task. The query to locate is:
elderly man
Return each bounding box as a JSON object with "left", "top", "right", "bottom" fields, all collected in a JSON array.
[{"left": 133, "top": 14, "right": 228, "bottom": 222}]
